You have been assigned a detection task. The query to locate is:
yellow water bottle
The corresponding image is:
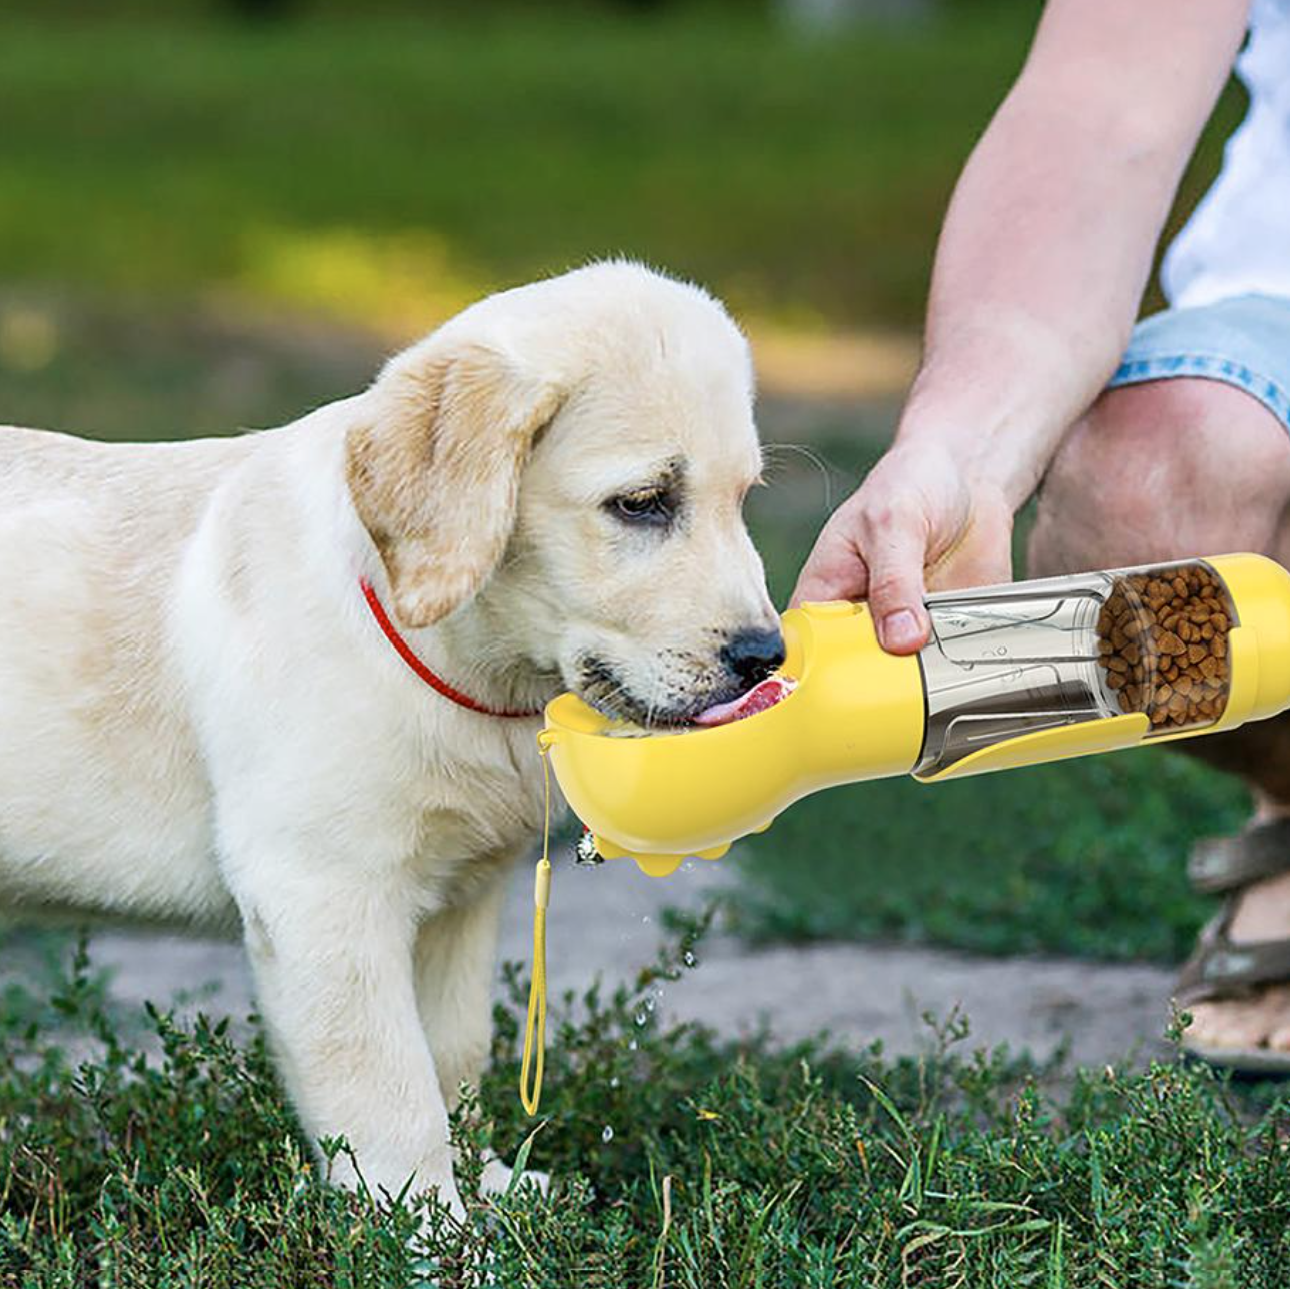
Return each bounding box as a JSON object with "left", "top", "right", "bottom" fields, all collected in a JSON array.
[{"left": 540, "top": 554, "right": 1290, "bottom": 877}]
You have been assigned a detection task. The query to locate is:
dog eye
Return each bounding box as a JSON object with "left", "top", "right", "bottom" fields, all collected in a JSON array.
[{"left": 606, "top": 489, "right": 674, "bottom": 527}]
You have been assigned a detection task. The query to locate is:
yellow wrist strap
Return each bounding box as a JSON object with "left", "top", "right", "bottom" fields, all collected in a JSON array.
[{"left": 520, "top": 735, "right": 554, "bottom": 1116}]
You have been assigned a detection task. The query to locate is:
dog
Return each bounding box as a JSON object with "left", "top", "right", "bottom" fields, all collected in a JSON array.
[{"left": 0, "top": 261, "right": 782, "bottom": 1215}]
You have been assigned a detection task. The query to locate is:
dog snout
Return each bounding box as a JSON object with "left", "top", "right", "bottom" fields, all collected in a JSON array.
[{"left": 720, "top": 626, "right": 786, "bottom": 690}]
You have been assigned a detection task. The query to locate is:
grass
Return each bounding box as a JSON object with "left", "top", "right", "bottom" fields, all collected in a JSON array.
[
  {"left": 2, "top": 928, "right": 1288, "bottom": 1288},
  {"left": 0, "top": 3, "right": 1247, "bottom": 333},
  {"left": 730, "top": 747, "right": 1246, "bottom": 961}
]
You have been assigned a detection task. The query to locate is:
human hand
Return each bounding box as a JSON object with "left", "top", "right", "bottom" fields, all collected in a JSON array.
[{"left": 790, "top": 440, "right": 1015, "bottom": 653}]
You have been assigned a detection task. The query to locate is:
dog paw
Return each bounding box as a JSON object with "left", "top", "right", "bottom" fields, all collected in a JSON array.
[{"left": 479, "top": 1153, "right": 551, "bottom": 1198}]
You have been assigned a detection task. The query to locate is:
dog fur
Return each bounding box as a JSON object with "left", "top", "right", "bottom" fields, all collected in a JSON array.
[{"left": 0, "top": 261, "right": 777, "bottom": 1214}]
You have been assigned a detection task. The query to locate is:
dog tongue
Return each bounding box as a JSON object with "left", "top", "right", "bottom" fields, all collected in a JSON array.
[{"left": 693, "top": 676, "right": 795, "bottom": 727}]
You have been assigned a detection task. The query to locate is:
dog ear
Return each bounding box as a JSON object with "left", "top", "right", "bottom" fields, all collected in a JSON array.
[{"left": 346, "top": 340, "right": 564, "bottom": 628}]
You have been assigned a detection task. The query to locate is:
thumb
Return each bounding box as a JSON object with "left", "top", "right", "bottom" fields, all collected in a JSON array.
[{"left": 863, "top": 515, "right": 930, "bottom": 654}]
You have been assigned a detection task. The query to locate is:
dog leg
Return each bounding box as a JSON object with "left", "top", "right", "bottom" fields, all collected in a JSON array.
[
  {"left": 232, "top": 866, "right": 466, "bottom": 1220},
  {"left": 413, "top": 861, "right": 549, "bottom": 1198}
]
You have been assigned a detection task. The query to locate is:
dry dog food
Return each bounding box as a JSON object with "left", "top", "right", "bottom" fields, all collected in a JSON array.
[{"left": 1096, "top": 561, "right": 1234, "bottom": 732}]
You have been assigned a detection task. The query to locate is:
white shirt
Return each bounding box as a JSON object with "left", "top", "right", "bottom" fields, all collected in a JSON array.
[{"left": 1162, "top": 0, "right": 1290, "bottom": 307}]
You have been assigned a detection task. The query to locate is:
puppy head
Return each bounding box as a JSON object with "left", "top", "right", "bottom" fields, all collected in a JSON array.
[{"left": 347, "top": 261, "right": 780, "bottom": 726}]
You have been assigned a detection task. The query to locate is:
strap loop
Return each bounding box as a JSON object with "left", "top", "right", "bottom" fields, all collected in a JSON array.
[{"left": 520, "top": 740, "right": 554, "bottom": 1115}]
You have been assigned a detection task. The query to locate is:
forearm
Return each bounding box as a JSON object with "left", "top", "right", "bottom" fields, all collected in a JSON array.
[
  {"left": 897, "top": 0, "right": 1248, "bottom": 508},
  {"left": 899, "top": 94, "right": 1174, "bottom": 506}
]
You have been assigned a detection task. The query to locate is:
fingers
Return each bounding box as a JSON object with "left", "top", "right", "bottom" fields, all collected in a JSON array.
[
  {"left": 790, "top": 519, "right": 868, "bottom": 608},
  {"left": 926, "top": 486, "right": 1016, "bottom": 592},
  {"left": 791, "top": 445, "right": 1015, "bottom": 657},
  {"left": 862, "top": 509, "right": 931, "bottom": 653},
  {"left": 790, "top": 494, "right": 931, "bottom": 654}
]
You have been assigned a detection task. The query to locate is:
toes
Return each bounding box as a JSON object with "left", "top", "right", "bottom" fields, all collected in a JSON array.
[
  {"left": 1185, "top": 1000, "right": 1267, "bottom": 1051},
  {"left": 1185, "top": 987, "right": 1290, "bottom": 1052}
]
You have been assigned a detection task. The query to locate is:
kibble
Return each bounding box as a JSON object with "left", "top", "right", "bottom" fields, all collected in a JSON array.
[{"left": 1095, "top": 562, "right": 1234, "bottom": 732}]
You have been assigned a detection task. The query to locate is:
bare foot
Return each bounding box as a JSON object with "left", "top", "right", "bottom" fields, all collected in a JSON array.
[{"left": 1185, "top": 820, "right": 1290, "bottom": 1053}]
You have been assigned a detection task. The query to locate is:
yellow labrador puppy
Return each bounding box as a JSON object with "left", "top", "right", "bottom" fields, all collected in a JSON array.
[{"left": 0, "top": 261, "right": 781, "bottom": 1215}]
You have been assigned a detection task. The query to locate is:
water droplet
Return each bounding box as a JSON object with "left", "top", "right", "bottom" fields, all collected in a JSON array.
[{"left": 601, "top": 1125, "right": 615, "bottom": 1143}]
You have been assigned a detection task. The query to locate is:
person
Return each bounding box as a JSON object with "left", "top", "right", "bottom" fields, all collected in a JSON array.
[{"left": 793, "top": 0, "right": 1290, "bottom": 1071}]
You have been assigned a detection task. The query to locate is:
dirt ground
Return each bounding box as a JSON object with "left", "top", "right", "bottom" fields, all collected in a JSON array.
[{"left": 82, "top": 848, "right": 1177, "bottom": 1072}]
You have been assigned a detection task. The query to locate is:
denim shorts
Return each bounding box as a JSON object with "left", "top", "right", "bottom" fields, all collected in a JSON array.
[{"left": 1107, "top": 293, "right": 1290, "bottom": 432}]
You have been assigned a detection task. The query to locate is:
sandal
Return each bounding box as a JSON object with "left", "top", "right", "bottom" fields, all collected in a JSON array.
[{"left": 1175, "top": 819, "right": 1290, "bottom": 1076}]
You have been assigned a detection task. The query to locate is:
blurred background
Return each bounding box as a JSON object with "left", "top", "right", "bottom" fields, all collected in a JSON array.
[{"left": 0, "top": 0, "right": 1251, "bottom": 967}]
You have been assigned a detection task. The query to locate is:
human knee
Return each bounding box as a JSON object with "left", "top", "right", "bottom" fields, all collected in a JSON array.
[{"left": 1030, "top": 380, "right": 1290, "bottom": 576}]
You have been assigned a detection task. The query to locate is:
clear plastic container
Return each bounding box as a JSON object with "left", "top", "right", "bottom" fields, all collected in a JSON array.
[{"left": 914, "top": 559, "right": 1236, "bottom": 777}]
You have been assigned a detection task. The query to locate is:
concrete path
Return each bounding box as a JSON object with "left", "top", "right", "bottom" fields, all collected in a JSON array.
[{"left": 81, "top": 850, "right": 1177, "bottom": 1071}]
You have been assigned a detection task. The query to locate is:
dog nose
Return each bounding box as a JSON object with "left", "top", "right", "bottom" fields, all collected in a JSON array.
[{"left": 721, "top": 627, "right": 786, "bottom": 690}]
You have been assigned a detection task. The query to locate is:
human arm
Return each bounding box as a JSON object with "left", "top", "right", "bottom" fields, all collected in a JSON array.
[{"left": 792, "top": 0, "right": 1250, "bottom": 651}]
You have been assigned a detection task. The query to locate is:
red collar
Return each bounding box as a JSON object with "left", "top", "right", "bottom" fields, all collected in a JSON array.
[{"left": 359, "top": 578, "right": 542, "bottom": 719}]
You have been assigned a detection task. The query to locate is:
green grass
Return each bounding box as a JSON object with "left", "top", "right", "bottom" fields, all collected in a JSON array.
[
  {"left": 0, "top": 3, "right": 1247, "bottom": 330},
  {"left": 2, "top": 929, "right": 1288, "bottom": 1288},
  {"left": 729, "top": 749, "right": 1246, "bottom": 961}
]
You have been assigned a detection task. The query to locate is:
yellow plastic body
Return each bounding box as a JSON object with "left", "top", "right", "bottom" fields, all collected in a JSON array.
[
  {"left": 541, "top": 554, "right": 1290, "bottom": 876},
  {"left": 1183, "top": 553, "right": 1290, "bottom": 730},
  {"left": 916, "top": 713, "right": 1152, "bottom": 782},
  {"left": 542, "top": 600, "right": 925, "bottom": 876}
]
